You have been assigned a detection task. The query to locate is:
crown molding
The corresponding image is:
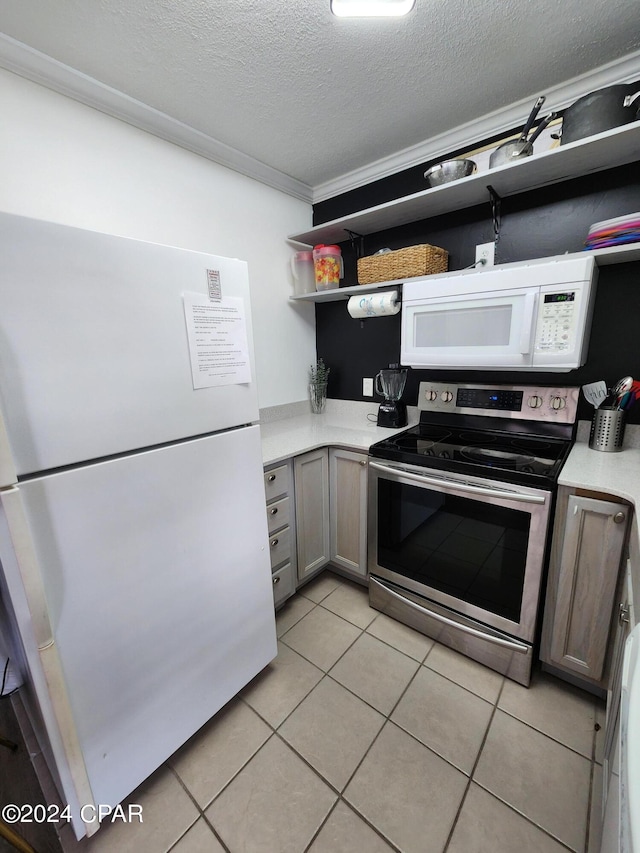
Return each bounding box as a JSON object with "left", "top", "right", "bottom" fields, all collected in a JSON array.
[
  {"left": 313, "top": 49, "right": 640, "bottom": 203},
  {"left": 0, "top": 33, "right": 314, "bottom": 204}
]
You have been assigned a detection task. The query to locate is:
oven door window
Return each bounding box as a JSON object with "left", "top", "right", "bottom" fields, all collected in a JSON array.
[{"left": 377, "top": 479, "right": 530, "bottom": 623}]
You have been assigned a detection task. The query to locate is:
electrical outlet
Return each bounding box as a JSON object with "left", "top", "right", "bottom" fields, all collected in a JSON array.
[
  {"left": 363, "top": 377, "right": 373, "bottom": 397},
  {"left": 475, "top": 241, "right": 495, "bottom": 266}
]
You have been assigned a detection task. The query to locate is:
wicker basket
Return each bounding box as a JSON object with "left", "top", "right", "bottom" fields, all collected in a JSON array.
[{"left": 357, "top": 244, "right": 448, "bottom": 285}]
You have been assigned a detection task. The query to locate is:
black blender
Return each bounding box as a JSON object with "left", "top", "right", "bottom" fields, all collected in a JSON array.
[{"left": 375, "top": 364, "right": 408, "bottom": 427}]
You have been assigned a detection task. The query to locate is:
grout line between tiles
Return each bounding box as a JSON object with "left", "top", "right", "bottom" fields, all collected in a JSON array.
[
  {"left": 301, "top": 799, "right": 341, "bottom": 853},
  {"left": 452, "top": 681, "right": 583, "bottom": 853},
  {"left": 420, "top": 657, "right": 504, "bottom": 706},
  {"left": 441, "top": 675, "right": 508, "bottom": 852},
  {"left": 265, "top": 728, "right": 402, "bottom": 852},
  {"left": 165, "top": 764, "right": 231, "bottom": 853},
  {"left": 278, "top": 616, "right": 366, "bottom": 673},
  {"left": 494, "top": 705, "right": 597, "bottom": 763},
  {"left": 276, "top": 599, "right": 319, "bottom": 637},
  {"left": 464, "top": 676, "right": 591, "bottom": 853},
  {"left": 460, "top": 781, "right": 580, "bottom": 853}
]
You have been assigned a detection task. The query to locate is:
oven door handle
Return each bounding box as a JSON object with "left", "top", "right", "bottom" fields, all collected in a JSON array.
[
  {"left": 369, "top": 460, "right": 546, "bottom": 504},
  {"left": 370, "top": 577, "right": 529, "bottom": 655}
]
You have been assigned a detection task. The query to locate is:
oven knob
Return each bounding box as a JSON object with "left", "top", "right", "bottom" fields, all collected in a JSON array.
[
  {"left": 550, "top": 395, "right": 566, "bottom": 410},
  {"left": 439, "top": 450, "right": 450, "bottom": 459},
  {"left": 528, "top": 395, "right": 543, "bottom": 409},
  {"left": 425, "top": 389, "right": 438, "bottom": 402},
  {"left": 440, "top": 391, "right": 454, "bottom": 403}
]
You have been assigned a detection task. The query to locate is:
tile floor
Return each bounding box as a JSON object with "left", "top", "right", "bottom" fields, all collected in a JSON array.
[{"left": 59, "top": 571, "right": 606, "bottom": 853}]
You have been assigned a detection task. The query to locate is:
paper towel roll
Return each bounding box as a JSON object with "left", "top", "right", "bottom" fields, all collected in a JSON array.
[{"left": 347, "top": 290, "right": 400, "bottom": 319}]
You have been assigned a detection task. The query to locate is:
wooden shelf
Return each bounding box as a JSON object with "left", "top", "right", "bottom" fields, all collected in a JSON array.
[
  {"left": 289, "top": 122, "right": 640, "bottom": 246},
  {"left": 291, "top": 243, "right": 640, "bottom": 302}
]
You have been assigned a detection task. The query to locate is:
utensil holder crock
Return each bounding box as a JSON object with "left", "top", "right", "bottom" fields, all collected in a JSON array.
[{"left": 589, "top": 407, "right": 626, "bottom": 452}]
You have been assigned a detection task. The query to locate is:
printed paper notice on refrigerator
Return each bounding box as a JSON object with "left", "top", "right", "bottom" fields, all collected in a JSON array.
[{"left": 183, "top": 292, "right": 252, "bottom": 388}]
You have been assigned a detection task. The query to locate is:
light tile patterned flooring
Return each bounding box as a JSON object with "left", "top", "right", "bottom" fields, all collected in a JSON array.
[{"left": 63, "top": 571, "right": 606, "bottom": 853}]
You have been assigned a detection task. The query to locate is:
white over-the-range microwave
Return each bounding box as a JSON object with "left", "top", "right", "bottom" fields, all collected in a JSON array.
[{"left": 400, "top": 255, "right": 598, "bottom": 371}]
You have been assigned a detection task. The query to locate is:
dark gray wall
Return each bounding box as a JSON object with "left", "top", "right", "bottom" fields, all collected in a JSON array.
[{"left": 315, "top": 162, "right": 640, "bottom": 423}]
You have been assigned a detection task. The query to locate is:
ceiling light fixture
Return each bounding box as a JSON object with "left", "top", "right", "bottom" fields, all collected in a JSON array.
[{"left": 330, "top": 0, "right": 415, "bottom": 17}]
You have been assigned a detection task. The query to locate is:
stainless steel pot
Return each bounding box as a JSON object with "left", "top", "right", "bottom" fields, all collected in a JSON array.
[
  {"left": 489, "top": 139, "right": 532, "bottom": 168},
  {"left": 555, "top": 85, "right": 640, "bottom": 144},
  {"left": 424, "top": 158, "right": 476, "bottom": 186},
  {"left": 489, "top": 96, "right": 545, "bottom": 168}
]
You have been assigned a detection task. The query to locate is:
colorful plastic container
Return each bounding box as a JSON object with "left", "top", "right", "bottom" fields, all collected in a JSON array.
[{"left": 313, "top": 244, "right": 343, "bottom": 291}]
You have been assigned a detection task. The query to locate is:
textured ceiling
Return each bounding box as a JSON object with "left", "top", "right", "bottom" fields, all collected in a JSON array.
[{"left": 1, "top": 0, "right": 640, "bottom": 189}]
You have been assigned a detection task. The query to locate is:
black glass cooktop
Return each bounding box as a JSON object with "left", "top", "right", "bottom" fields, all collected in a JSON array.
[{"left": 370, "top": 421, "right": 573, "bottom": 488}]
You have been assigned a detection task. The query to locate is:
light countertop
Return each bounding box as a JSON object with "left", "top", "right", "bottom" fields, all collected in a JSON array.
[
  {"left": 260, "top": 400, "right": 418, "bottom": 467},
  {"left": 559, "top": 441, "right": 640, "bottom": 505}
]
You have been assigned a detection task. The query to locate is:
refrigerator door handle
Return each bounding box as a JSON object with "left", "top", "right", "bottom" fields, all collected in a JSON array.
[
  {"left": 2, "top": 486, "right": 53, "bottom": 651},
  {"left": 0, "top": 487, "right": 99, "bottom": 836},
  {"left": 0, "top": 407, "right": 17, "bottom": 489}
]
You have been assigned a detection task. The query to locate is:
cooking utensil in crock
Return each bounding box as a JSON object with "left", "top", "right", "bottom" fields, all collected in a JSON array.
[
  {"left": 582, "top": 380, "right": 608, "bottom": 408},
  {"left": 424, "top": 159, "right": 477, "bottom": 187},
  {"left": 611, "top": 375, "right": 634, "bottom": 408},
  {"left": 612, "top": 375, "right": 633, "bottom": 397},
  {"left": 553, "top": 85, "right": 640, "bottom": 144},
  {"left": 489, "top": 96, "right": 545, "bottom": 168}
]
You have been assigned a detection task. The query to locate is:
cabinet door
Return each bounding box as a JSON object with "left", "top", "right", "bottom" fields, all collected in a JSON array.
[
  {"left": 548, "top": 495, "right": 630, "bottom": 682},
  {"left": 294, "top": 448, "right": 330, "bottom": 581},
  {"left": 329, "top": 448, "right": 368, "bottom": 579}
]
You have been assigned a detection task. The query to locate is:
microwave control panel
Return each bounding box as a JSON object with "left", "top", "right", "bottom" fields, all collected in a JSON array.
[{"left": 534, "top": 291, "right": 578, "bottom": 353}]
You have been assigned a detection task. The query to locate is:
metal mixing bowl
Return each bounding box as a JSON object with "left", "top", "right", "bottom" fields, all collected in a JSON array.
[{"left": 424, "top": 159, "right": 477, "bottom": 187}]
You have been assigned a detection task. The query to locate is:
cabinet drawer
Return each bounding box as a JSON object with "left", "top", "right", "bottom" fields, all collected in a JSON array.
[
  {"left": 269, "top": 525, "right": 291, "bottom": 570},
  {"left": 264, "top": 464, "right": 290, "bottom": 502},
  {"left": 272, "top": 563, "right": 295, "bottom": 609},
  {"left": 267, "top": 495, "right": 290, "bottom": 534}
]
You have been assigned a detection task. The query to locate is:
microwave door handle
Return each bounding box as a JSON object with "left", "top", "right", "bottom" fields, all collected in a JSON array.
[
  {"left": 369, "top": 461, "right": 546, "bottom": 504},
  {"left": 519, "top": 292, "right": 538, "bottom": 354}
]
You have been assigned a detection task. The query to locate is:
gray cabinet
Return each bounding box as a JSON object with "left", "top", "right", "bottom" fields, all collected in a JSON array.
[
  {"left": 263, "top": 462, "right": 296, "bottom": 609},
  {"left": 329, "top": 448, "right": 368, "bottom": 580},
  {"left": 541, "top": 487, "right": 631, "bottom": 689},
  {"left": 294, "top": 448, "right": 330, "bottom": 582}
]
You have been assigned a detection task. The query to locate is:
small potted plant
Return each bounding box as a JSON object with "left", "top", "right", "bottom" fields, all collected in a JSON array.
[{"left": 309, "top": 358, "right": 330, "bottom": 414}]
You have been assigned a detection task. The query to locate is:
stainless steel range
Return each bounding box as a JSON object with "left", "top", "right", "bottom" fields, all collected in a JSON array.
[{"left": 368, "top": 381, "right": 579, "bottom": 686}]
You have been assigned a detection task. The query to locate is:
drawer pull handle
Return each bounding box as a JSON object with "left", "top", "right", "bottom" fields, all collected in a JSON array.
[
  {"left": 614, "top": 511, "right": 626, "bottom": 524},
  {"left": 268, "top": 474, "right": 276, "bottom": 482},
  {"left": 270, "top": 507, "right": 278, "bottom": 515},
  {"left": 360, "top": 460, "right": 367, "bottom": 466},
  {"left": 270, "top": 538, "right": 279, "bottom": 547},
  {"left": 273, "top": 576, "right": 280, "bottom": 585}
]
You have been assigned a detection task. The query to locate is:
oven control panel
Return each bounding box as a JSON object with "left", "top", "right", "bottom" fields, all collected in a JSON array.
[{"left": 418, "top": 382, "right": 579, "bottom": 424}]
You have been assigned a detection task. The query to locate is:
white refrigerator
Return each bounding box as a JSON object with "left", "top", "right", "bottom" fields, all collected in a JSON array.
[{"left": 0, "top": 212, "right": 277, "bottom": 839}]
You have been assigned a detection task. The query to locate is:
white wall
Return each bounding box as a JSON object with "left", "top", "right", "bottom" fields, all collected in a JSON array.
[{"left": 0, "top": 68, "right": 316, "bottom": 408}]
